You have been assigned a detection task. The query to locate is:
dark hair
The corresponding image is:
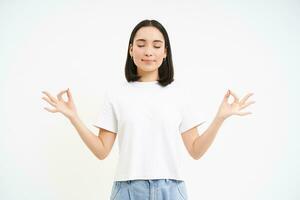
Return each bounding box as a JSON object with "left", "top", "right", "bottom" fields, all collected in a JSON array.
[{"left": 125, "top": 19, "right": 174, "bottom": 87}]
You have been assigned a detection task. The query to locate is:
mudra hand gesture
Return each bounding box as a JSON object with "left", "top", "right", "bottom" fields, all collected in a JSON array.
[
  {"left": 41, "top": 88, "right": 78, "bottom": 120},
  {"left": 216, "top": 89, "right": 255, "bottom": 120}
]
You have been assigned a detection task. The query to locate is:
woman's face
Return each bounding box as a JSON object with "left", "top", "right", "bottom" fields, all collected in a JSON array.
[{"left": 129, "top": 26, "right": 167, "bottom": 77}]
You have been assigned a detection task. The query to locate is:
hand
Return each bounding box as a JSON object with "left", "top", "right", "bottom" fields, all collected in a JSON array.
[
  {"left": 216, "top": 89, "right": 255, "bottom": 120},
  {"left": 41, "top": 88, "right": 78, "bottom": 119}
]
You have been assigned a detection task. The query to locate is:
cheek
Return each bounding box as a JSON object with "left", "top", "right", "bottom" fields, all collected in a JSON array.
[
  {"left": 157, "top": 49, "right": 166, "bottom": 57},
  {"left": 133, "top": 49, "right": 143, "bottom": 57}
]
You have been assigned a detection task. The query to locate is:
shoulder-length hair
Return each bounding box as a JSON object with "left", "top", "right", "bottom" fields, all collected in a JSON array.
[{"left": 125, "top": 19, "right": 174, "bottom": 87}]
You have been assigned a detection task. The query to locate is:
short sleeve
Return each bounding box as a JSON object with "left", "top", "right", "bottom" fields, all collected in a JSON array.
[
  {"left": 179, "top": 89, "right": 206, "bottom": 134},
  {"left": 92, "top": 90, "right": 118, "bottom": 134}
]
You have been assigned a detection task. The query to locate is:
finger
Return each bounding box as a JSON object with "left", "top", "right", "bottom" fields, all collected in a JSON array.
[
  {"left": 57, "top": 89, "right": 68, "bottom": 101},
  {"left": 67, "top": 88, "right": 73, "bottom": 101},
  {"left": 223, "top": 90, "right": 230, "bottom": 101},
  {"left": 240, "top": 93, "right": 254, "bottom": 105},
  {"left": 240, "top": 101, "right": 256, "bottom": 110},
  {"left": 42, "top": 96, "right": 56, "bottom": 107},
  {"left": 229, "top": 90, "right": 239, "bottom": 103},
  {"left": 235, "top": 111, "right": 252, "bottom": 116},
  {"left": 43, "top": 107, "right": 58, "bottom": 113},
  {"left": 41, "top": 91, "right": 57, "bottom": 103}
]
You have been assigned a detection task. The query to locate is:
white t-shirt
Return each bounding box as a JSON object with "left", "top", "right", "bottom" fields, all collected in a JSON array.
[{"left": 93, "top": 80, "right": 205, "bottom": 181}]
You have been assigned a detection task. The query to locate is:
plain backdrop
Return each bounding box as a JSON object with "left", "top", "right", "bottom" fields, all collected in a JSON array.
[{"left": 1, "top": 0, "right": 299, "bottom": 199}]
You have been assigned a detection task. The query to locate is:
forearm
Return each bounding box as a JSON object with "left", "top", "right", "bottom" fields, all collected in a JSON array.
[
  {"left": 69, "top": 115, "right": 106, "bottom": 160},
  {"left": 192, "top": 115, "right": 225, "bottom": 160}
]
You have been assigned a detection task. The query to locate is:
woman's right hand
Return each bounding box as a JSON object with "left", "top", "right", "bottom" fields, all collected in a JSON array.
[{"left": 41, "top": 88, "right": 78, "bottom": 120}]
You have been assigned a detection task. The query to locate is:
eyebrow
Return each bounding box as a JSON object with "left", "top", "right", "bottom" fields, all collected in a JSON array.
[{"left": 135, "top": 39, "right": 163, "bottom": 43}]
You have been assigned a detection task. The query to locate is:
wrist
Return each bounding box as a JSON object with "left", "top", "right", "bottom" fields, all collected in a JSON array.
[
  {"left": 68, "top": 113, "right": 80, "bottom": 123},
  {"left": 214, "top": 114, "right": 226, "bottom": 123}
]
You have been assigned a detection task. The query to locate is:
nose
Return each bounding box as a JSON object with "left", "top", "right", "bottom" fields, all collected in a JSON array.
[{"left": 144, "top": 47, "right": 153, "bottom": 57}]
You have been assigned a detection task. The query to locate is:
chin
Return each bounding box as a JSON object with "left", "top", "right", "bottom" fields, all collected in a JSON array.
[{"left": 139, "top": 65, "right": 158, "bottom": 71}]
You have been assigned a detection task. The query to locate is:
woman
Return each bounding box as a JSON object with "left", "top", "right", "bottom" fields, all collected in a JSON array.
[{"left": 41, "top": 19, "right": 255, "bottom": 200}]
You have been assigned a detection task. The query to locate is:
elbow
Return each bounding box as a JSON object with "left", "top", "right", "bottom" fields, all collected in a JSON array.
[
  {"left": 192, "top": 155, "right": 200, "bottom": 160},
  {"left": 98, "top": 156, "right": 105, "bottom": 160},
  {"left": 192, "top": 147, "right": 207, "bottom": 160},
  {"left": 98, "top": 155, "right": 106, "bottom": 160},
  {"left": 192, "top": 152, "right": 203, "bottom": 160},
  {"left": 97, "top": 152, "right": 108, "bottom": 160}
]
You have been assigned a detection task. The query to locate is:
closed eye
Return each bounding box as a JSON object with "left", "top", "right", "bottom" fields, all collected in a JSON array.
[{"left": 137, "top": 45, "right": 161, "bottom": 49}]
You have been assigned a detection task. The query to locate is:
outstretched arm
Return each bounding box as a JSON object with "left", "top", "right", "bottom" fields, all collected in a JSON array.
[
  {"left": 42, "top": 88, "right": 112, "bottom": 160},
  {"left": 192, "top": 89, "right": 255, "bottom": 160}
]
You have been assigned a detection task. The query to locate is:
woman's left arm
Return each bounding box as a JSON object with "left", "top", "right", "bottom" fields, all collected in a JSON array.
[{"left": 192, "top": 89, "right": 255, "bottom": 160}]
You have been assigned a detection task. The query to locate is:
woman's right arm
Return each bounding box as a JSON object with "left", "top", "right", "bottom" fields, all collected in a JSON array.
[
  {"left": 41, "top": 88, "right": 115, "bottom": 160},
  {"left": 68, "top": 115, "right": 117, "bottom": 160}
]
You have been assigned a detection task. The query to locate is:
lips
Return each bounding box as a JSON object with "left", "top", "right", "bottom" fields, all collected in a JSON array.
[{"left": 142, "top": 59, "right": 155, "bottom": 62}]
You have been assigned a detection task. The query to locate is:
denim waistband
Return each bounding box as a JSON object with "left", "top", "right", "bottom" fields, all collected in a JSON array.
[{"left": 116, "top": 179, "right": 183, "bottom": 187}]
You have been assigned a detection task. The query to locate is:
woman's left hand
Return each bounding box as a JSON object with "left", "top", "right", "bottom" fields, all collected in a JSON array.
[{"left": 216, "top": 89, "right": 255, "bottom": 120}]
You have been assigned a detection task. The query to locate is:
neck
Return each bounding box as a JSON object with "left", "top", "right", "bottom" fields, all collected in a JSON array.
[{"left": 137, "top": 69, "right": 159, "bottom": 82}]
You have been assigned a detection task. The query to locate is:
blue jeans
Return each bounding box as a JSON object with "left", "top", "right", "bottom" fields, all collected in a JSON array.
[{"left": 110, "top": 179, "right": 188, "bottom": 200}]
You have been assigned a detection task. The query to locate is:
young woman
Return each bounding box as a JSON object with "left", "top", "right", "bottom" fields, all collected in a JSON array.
[{"left": 42, "top": 19, "right": 255, "bottom": 200}]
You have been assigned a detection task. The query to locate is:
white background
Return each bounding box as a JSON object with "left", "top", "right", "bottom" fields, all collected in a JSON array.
[{"left": 1, "top": 0, "right": 299, "bottom": 199}]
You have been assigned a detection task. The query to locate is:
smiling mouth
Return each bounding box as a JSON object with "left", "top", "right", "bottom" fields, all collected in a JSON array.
[{"left": 142, "top": 59, "right": 155, "bottom": 62}]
